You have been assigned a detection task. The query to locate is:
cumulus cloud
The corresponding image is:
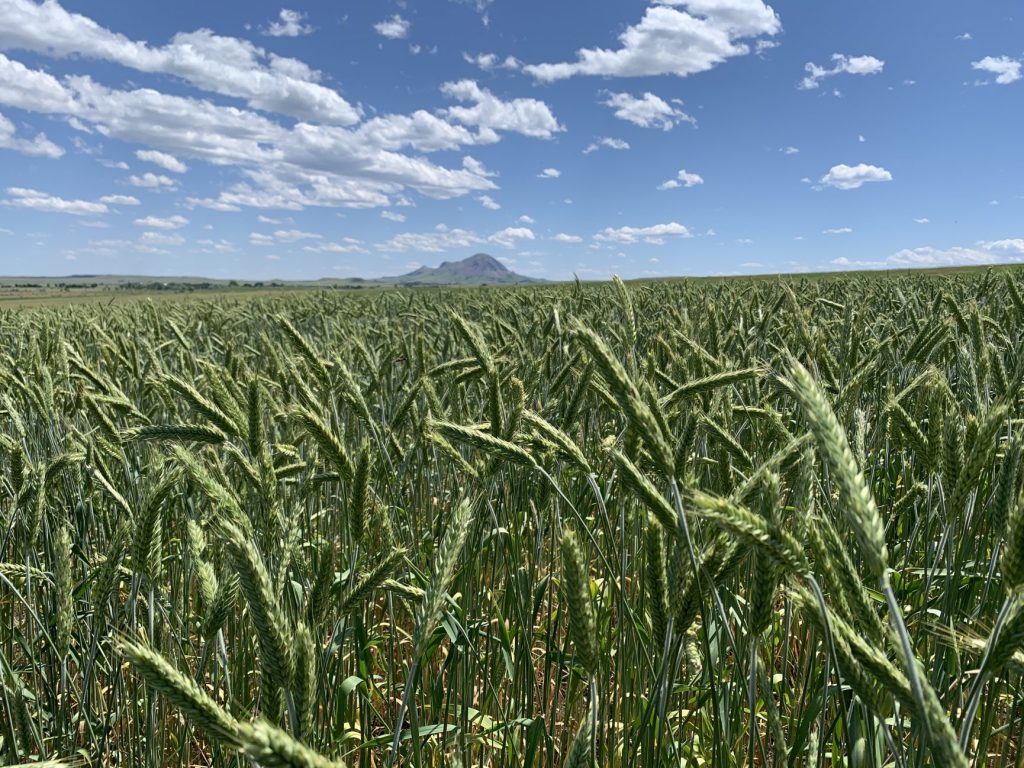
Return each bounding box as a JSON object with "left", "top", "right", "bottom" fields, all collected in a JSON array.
[
  {"left": 594, "top": 221, "right": 692, "bottom": 244},
  {"left": 266, "top": 9, "right": 314, "bottom": 38},
  {"left": 374, "top": 15, "right": 410, "bottom": 40},
  {"left": 780, "top": 146, "right": 799, "bottom": 154},
  {"left": 463, "top": 52, "right": 520, "bottom": 71},
  {"left": 602, "top": 91, "right": 695, "bottom": 130},
  {"left": 524, "top": 0, "right": 781, "bottom": 81},
  {"left": 914, "top": 217, "right": 929, "bottom": 224},
  {"left": 0, "top": 0, "right": 362, "bottom": 125},
  {"left": 441, "top": 80, "right": 564, "bottom": 139},
  {"left": 129, "top": 172, "right": 177, "bottom": 189},
  {"left": 0, "top": 53, "right": 501, "bottom": 210},
  {"left": 99, "top": 194, "right": 140, "bottom": 205},
  {"left": 2, "top": 186, "right": 108, "bottom": 214},
  {"left": 376, "top": 224, "right": 534, "bottom": 253},
  {"left": 0, "top": 8, "right": 561, "bottom": 212},
  {"left": 185, "top": 197, "right": 241, "bottom": 211},
  {"left": 971, "top": 56, "right": 1022, "bottom": 85},
  {"left": 139, "top": 230, "right": 183, "bottom": 246},
  {"left": 658, "top": 168, "right": 704, "bottom": 189},
  {"left": 489, "top": 226, "right": 535, "bottom": 248},
  {"left": 135, "top": 149, "right": 187, "bottom": 173},
  {"left": 381, "top": 210, "right": 406, "bottom": 222},
  {"left": 800, "top": 54, "right": 885, "bottom": 90},
  {"left": 478, "top": 194, "right": 501, "bottom": 210},
  {"left": 823, "top": 226, "right": 852, "bottom": 234},
  {"left": 819, "top": 163, "right": 892, "bottom": 190},
  {"left": 830, "top": 239, "right": 1024, "bottom": 271},
  {"left": 273, "top": 229, "right": 322, "bottom": 242},
  {"left": 0, "top": 111, "right": 63, "bottom": 157},
  {"left": 583, "top": 136, "right": 630, "bottom": 154},
  {"left": 537, "top": 167, "right": 561, "bottom": 179},
  {"left": 303, "top": 239, "right": 366, "bottom": 254},
  {"left": 134, "top": 214, "right": 187, "bottom": 229},
  {"left": 377, "top": 226, "right": 483, "bottom": 253},
  {"left": 553, "top": 233, "right": 583, "bottom": 243}
]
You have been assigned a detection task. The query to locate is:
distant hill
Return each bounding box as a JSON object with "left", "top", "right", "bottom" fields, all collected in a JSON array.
[
  {"left": 0, "top": 253, "right": 542, "bottom": 291},
  {"left": 378, "top": 253, "right": 541, "bottom": 285}
]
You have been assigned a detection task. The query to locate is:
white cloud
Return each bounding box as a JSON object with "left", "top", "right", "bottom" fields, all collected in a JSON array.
[
  {"left": 830, "top": 239, "right": 1024, "bottom": 271},
  {"left": 737, "top": 238, "right": 754, "bottom": 244},
  {"left": 658, "top": 168, "right": 704, "bottom": 189},
  {"left": 984, "top": 239, "right": 1024, "bottom": 254},
  {"left": 479, "top": 194, "right": 501, "bottom": 210},
  {"left": 351, "top": 112, "right": 484, "bottom": 153},
  {"left": 463, "top": 52, "right": 520, "bottom": 71},
  {"left": 914, "top": 217, "right": 929, "bottom": 224},
  {"left": 780, "top": 146, "right": 799, "bottom": 154},
  {"left": 129, "top": 172, "right": 177, "bottom": 189},
  {"left": 134, "top": 214, "right": 187, "bottom": 229},
  {"left": 68, "top": 116, "right": 91, "bottom": 133},
  {"left": 185, "top": 197, "right": 242, "bottom": 212},
  {"left": 0, "top": 0, "right": 361, "bottom": 125},
  {"left": 376, "top": 224, "right": 534, "bottom": 253},
  {"left": 374, "top": 15, "right": 410, "bottom": 40},
  {"left": 274, "top": 228, "right": 322, "bottom": 242},
  {"left": 553, "top": 233, "right": 583, "bottom": 243},
  {"left": 266, "top": 9, "right": 314, "bottom": 38},
  {"left": 441, "top": 80, "right": 564, "bottom": 139},
  {"left": 823, "top": 226, "right": 852, "bottom": 234},
  {"left": 800, "top": 54, "right": 885, "bottom": 90},
  {"left": 381, "top": 210, "right": 406, "bottom": 222},
  {"left": 0, "top": 111, "right": 63, "bottom": 157},
  {"left": 249, "top": 233, "right": 275, "bottom": 246},
  {"left": 888, "top": 240, "right": 1024, "bottom": 267},
  {"left": 378, "top": 225, "right": 483, "bottom": 253},
  {"left": 517, "top": 214, "right": 535, "bottom": 224},
  {"left": 523, "top": 1, "right": 781, "bottom": 81},
  {"left": 196, "top": 238, "right": 235, "bottom": 253},
  {"left": 135, "top": 149, "right": 187, "bottom": 173},
  {"left": 303, "top": 240, "right": 366, "bottom": 253},
  {"left": 0, "top": 4, "right": 635, "bottom": 220},
  {"left": 3, "top": 186, "right": 108, "bottom": 215},
  {"left": 594, "top": 221, "right": 691, "bottom": 244},
  {"left": 99, "top": 194, "right": 140, "bottom": 205},
  {"left": 0, "top": 51, "right": 503, "bottom": 211},
  {"left": 602, "top": 91, "right": 695, "bottom": 130},
  {"left": 956, "top": 32, "right": 972, "bottom": 41},
  {"left": 489, "top": 226, "right": 535, "bottom": 248},
  {"left": 537, "top": 167, "right": 561, "bottom": 179},
  {"left": 583, "top": 136, "right": 631, "bottom": 154},
  {"left": 820, "top": 163, "right": 892, "bottom": 190},
  {"left": 139, "top": 230, "right": 183, "bottom": 246},
  {"left": 971, "top": 56, "right": 1022, "bottom": 85}
]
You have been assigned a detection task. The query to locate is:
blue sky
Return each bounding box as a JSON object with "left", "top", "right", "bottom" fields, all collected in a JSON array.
[{"left": 0, "top": 0, "right": 1021, "bottom": 280}]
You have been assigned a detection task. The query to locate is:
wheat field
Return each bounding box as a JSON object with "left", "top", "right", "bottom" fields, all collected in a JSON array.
[{"left": 1, "top": 271, "right": 1023, "bottom": 767}]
